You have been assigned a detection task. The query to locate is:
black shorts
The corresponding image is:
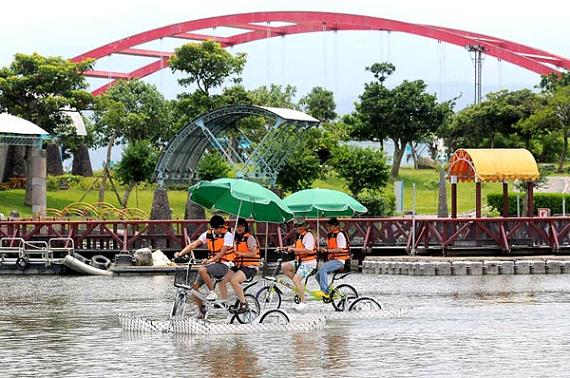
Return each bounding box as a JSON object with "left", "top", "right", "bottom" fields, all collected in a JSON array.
[
  {"left": 231, "top": 265, "right": 257, "bottom": 280},
  {"left": 194, "top": 263, "right": 229, "bottom": 286}
]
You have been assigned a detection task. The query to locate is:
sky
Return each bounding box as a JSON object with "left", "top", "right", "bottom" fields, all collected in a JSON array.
[{"left": 2, "top": 0, "right": 569, "bottom": 167}]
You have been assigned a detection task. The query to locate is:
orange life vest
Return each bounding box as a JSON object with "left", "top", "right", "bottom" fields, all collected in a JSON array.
[
  {"left": 327, "top": 229, "right": 350, "bottom": 261},
  {"left": 234, "top": 231, "right": 260, "bottom": 267},
  {"left": 295, "top": 230, "right": 317, "bottom": 262},
  {"left": 205, "top": 227, "right": 234, "bottom": 261}
]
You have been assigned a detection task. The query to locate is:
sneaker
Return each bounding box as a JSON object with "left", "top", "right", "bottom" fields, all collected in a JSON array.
[
  {"left": 294, "top": 302, "right": 307, "bottom": 312},
  {"left": 312, "top": 290, "right": 330, "bottom": 299},
  {"left": 206, "top": 291, "right": 218, "bottom": 301}
]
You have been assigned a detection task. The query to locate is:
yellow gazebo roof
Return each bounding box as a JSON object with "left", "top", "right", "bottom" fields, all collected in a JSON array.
[{"left": 447, "top": 148, "right": 540, "bottom": 182}]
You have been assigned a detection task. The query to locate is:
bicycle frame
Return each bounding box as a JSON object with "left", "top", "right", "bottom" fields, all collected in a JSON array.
[{"left": 262, "top": 255, "right": 352, "bottom": 302}]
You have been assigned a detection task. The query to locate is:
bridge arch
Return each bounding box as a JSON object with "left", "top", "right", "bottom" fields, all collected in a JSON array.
[
  {"left": 72, "top": 11, "right": 570, "bottom": 95},
  {"left": 154, "top": 104, "right": 318, "bottom": 186}
]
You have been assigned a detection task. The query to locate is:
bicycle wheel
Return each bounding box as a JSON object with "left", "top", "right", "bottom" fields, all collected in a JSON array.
[
  {"left": 170, "top": 289, "right": 187, "bottom": 318},
  {"left": 348, "top": 297, "right": 382, "bottom": 312},
  {"left": 259, "top": 309, "right": 290, "bottom": 325},
  {"left": 256, "top": 285, "right": 282, "bottom": 310},
  {"left": 235, "top": 294, "right": 261, "bottom": 324},
  {"left": 332, "top": 284, "right": 358, "bottom": 312}
]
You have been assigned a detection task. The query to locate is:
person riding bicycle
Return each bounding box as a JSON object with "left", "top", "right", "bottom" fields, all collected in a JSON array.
[
  {"left": 174, "top": 214, "right": 234, "bottom": 317},
  {"left": 314, "top": 217, "right": 349, "bottom": 299},
  {"left": 219, "top": 218, "right": 260, "bottom": 314},
  {"left": 281, "top": 219, "right": 317, "bottom": 311}
]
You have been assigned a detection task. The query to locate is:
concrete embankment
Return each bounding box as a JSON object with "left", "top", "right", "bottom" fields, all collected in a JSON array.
[{"left": 362, "top": 256, "right": 570, "bottom": 275}]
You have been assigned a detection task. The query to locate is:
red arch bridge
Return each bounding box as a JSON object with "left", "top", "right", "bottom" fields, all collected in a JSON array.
[
  {"left": 72, "top": 11, "right": 570, "bottom": 95},
  {"left": 2, "top": 217, "right": 570, "bottom": 258}
]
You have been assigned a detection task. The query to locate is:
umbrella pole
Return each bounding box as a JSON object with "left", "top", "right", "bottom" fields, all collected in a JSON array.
[
  {"left": 232, "top": 200, "right": 243, "bottom": 240},
  {"left": 316, "top": 210, "right": 320, "bottom": 255},
  {"left": 264, "top": 222, "right": 269, "bottom": 263}
]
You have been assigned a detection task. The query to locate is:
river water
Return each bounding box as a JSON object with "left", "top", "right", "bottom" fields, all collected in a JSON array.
[{"left": 1, "top": 273, "right": 570, "bottom": 377}]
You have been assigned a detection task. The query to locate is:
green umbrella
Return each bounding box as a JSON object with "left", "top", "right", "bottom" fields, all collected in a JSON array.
[
  {"left": 283, "top": 188, "right": 368, "bottom": 217},
  {"left": 188, "top": 178, "right": 294, "bottom": 223}
]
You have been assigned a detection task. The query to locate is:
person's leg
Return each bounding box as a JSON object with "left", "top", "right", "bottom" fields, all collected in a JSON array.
[
  {"left": 293, "top": 273, "right": 305, "bottom": 302},
  {"left": 282, "top": 261, "right": 295, "bottom": 280},
  {"left": 204, "top": 263, "right": 228, "bottom": 300},
  {"left": 219, "top": 269, "right": 235, "bottom": 300},
  {"left": 316, "top": 260, "right": 344, "bottom": 294},
  {"left": 230, "top": 270, "right": 247, "bottom": 304},
  {"left": 199, "top": 265, "right": 214, "bottom": 291},
  {"left": 191, "top": 277, "right": 205, "bottom": 310}
]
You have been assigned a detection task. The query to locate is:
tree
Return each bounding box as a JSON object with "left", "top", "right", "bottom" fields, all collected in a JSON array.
[
  {"left": 196, "top": 150, "right": 231, "bottom": 181},
  {"left": 331, "top": 145, "right": 389, "bottom": 195},
  {"left": 276, "top": 147, "right": 321, "bottom": 194},
  {"left": 351, "top": 63, "right": 447, "bottom": 177},
  {"left": 522, "top": 86, "right": 570, "bottom": 171},
  {"left": 169, "top": 41, "right": 246, "bottom": 96},
  {"left": 115, "top": 140, "right": 158, "bottom": 206},
  {"left": 445, "top": 90, "right": 540, "bottom": 152},
  {"left": 299, "top": 86, "right": 337, "bottom": 123},
  {"left": 92, "top": 79, "right": 173, "bottom": 202},
  {"left": 0, "top": 53, "right": 93, "bottom": 204}
]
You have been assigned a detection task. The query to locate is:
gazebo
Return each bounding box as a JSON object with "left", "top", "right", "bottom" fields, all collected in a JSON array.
[
  {"left": 447, "top": 148, "right": 540, "bottom": 218},
  {"left": 0, "top": 113, "right": 49, "bottom": 214}
]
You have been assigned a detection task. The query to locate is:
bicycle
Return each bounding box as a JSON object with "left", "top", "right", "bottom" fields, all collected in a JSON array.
[
  {"left": 170, "top": 261, "right": 262, "bottom": 324},
  {"left": 255, "top": 250, "right": 360, "bottom": 311}
]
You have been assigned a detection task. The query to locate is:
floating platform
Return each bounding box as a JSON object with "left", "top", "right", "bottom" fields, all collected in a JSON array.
[{"left": 362, "top": 255, "right": 570, "bottom": 275}]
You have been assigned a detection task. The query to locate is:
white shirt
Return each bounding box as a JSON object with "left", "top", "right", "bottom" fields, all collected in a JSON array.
[
  {"left": 334, "top": 231, "right": 348, "bottom": 262},
  {"left": 300, "top": 232, "right": 317, "bottom": 268},
  {"left": 198, "top": 230, "right": 234, "bottom": 247}
]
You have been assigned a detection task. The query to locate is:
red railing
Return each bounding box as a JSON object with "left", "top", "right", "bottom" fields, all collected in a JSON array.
[{"left": 1, "top": 217, "right": 569, "bottom": 254}]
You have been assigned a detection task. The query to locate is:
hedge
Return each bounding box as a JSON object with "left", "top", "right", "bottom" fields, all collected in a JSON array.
[
  {"left": 356, "top": 191, "right": 395, "bottom": 216},
  {"left": 487, "top": 192, "right": 570, "bottom": 216}
]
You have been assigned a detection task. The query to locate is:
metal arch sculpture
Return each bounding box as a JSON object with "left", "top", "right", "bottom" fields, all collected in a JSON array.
[
  {"left": 153, "top": 104, "right": 319, "bottom": 187},
  {"left": 71, "top": 11, "right": 570, "bottom": 95}
]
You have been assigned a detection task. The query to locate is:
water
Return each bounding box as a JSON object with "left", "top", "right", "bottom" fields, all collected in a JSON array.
[{"left": 1, "top": 273, "right": 570, "bottom": 377}]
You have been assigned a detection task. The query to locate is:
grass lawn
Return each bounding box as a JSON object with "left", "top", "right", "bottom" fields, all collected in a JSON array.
[{"left": 0, "top": 168, "right": 503, "bottom": 218}]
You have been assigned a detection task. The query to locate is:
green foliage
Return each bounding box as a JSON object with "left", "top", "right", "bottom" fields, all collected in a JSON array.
[
  {"left": 196, "top": 151, "right": 231, "bottom": 181},
  {"left": 299, "top": 86, "right": 337, "bottom": 122},
  {"left": 115, "top": 141, "right": 159, "bottom": 185},
  {"left": 444, "top": 89, "right": 541, "bottom": 152},
  {"left": 46, "top": 174, "right": 82, "bottom": 191},
  {"left": 487, "top": 192, "right": 570, "bottom": 216},
  {"left": 93, "top": 79, "right": 173, "bottom": 147},
  {"left": 249, "top": 84, "right": 298, "bottom": 108},
  {"left": 356, "top": 191, "right": 395, "bottom": 216},
  {"left": 486, "top": 193, "right": 519, "bottom": 216},
  {"left": 277, "top": 148, "right": 322, "bottom": 193},
  {"left": 331, "top": 145, "right": 389, "bottom": 195},
  {"left": 351, "top": 62, "right": 448, "bottom": 177},
  {"left": 170, "top": 41, "right": 246, "bottom": 96},
  {"left": 0, "top": 53, "right": 93, "bottom": 140},
  {"left": 539, "top": 72, "right": 570, "bottom": 93}
]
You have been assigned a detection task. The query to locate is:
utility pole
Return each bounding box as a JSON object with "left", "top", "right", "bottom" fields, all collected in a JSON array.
[{"left": 466, "top": 44, "right": 485, "bottom": 104}]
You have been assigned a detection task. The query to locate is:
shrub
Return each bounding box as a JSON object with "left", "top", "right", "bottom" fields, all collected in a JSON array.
[
  {"left": 196, "top": 150, "right": 231, "bottom": 181},
  {"left": 356, "top": 190, "right": 395, "bottom": 216},
  {"left": 331, "top": 145, "right": 389, "bottom": 195},
  {"left": 487, "top": 192, "right": 570, "bottom": 216},
  {"left": 46, "top": 174, "right": 82, "bottom": 191}
]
